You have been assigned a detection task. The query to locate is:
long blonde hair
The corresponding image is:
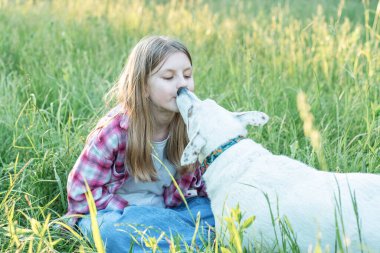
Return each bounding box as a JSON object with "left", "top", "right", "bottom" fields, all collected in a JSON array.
[{"left": 107, "top": 35, "right": 193, "bottom": 182}]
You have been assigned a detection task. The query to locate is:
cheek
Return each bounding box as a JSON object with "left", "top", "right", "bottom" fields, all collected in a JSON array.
[{"left": 149, "top": 80, "right": 169, "bottom": 96}]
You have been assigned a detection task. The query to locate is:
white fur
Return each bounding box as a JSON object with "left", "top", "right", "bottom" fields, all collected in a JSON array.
[{"left": 176, "top": 90, "right": 380, "bottom": 252}]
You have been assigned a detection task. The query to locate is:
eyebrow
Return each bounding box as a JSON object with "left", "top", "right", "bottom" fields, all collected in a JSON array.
[{"left": 161, "top": 67, "right": 192, "bottom": 73}]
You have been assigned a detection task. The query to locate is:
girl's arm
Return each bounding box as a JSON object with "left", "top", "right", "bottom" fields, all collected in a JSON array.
[
  {"left": 164, "top": 166, "right": 208, "bottom": 207},
  {"left": 66, "top": 115, "right": 128, "bottom": 226}
]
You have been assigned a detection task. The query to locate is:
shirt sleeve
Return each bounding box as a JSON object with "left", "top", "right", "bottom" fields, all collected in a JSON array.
[
  {"left": 163, "top": 164, "right": 208, "bottom": 207},
  {"left": 66, "top": 123, "right": 125, "bottom": 226}
]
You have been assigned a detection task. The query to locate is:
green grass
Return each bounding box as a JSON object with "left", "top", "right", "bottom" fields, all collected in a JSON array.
[{"left": 0, "top": 0, "right": 379, "bottom": 252}]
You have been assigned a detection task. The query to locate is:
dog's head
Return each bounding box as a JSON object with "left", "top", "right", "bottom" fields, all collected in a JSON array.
[{"left": 176, "top": 87, "right": 269, "bottom": 166}]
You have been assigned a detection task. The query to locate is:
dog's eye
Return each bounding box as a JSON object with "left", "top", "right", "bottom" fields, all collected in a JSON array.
[{"left": 188, "top": 106, "right": 193, "bottom": 117}]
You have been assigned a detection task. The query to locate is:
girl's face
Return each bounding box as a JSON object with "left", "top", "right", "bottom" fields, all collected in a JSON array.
[{"left": 147, "top": 52, "right": 194, "bottom": 113}]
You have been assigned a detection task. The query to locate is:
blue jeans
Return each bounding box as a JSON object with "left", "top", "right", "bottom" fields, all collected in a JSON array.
[{"left": 78, "top": 197, "right": 215, "bottom": 252}]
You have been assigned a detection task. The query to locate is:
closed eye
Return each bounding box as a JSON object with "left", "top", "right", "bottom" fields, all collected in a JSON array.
[
  {"left": 187, "top": 106, "right": 194, "bottom": 134},
  {"left": 188, "top": 105, "right": 193, "bottom": 117}
]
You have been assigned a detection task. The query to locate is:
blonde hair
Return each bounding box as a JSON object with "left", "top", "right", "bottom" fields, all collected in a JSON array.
[{"left": 107, "top": 35, "right": 194, "bottom": 182}]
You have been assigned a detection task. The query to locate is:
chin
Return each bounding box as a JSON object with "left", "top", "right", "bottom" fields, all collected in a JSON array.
[
  {"left": 160, "top": 106, "right": 179, "bottom": 113},
  {"left": 171, "top": 107, "right": 180, "bottom": 112},
  {"left": 168, "top": 102, "right": 180, "bottom": 112}
]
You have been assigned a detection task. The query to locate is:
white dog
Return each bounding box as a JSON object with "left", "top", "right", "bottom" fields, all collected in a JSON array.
[{"left": 176, "top": 87, "right": 380, "bottom": 252}]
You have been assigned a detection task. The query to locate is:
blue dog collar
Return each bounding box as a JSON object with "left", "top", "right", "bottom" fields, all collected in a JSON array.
[{"left": 199, "top": 135, "right": 245, "bottom": 173}]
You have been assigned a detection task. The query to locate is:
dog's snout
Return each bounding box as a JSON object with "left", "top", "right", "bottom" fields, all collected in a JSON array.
[{"left": 177, "top": 87, "right": 188, "bottom": 96}]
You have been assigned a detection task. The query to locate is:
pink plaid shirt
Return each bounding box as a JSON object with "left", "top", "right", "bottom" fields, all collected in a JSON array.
[{"left": 66, "top": 109, "right": 207, "bottom": 226}]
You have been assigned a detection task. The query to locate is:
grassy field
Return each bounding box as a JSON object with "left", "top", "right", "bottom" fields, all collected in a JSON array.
[{"left": 0, "top": 0, "right": 379, "bottom": 252}]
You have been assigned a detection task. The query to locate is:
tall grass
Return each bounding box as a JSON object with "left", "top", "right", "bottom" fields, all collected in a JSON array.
[{"left": 0, "top": 0, "right": 379, "bottom": 252}]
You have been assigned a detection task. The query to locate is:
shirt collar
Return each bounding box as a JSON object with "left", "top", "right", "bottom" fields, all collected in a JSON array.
[{"left": 119, "top": 113, "right": 129, "bottom": 130}]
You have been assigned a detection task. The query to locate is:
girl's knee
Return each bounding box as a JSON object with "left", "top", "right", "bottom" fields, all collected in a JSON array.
[
  {"left": 78, "top": 210, "right": 124, "bottom": 239},
  {"left": 188, "top": 196, "right": 211, "bottom": 206}
]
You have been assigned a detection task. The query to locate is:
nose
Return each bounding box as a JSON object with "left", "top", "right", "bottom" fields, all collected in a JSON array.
[
  {"left": 177, "top": 87, "right": 188, "bottom": 96},
  {"left": 176, "top": 76, "right": 189, "bottom": 91}
]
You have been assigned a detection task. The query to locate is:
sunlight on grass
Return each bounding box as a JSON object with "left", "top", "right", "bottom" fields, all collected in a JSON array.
[
  {"left": 220, "top": 204, "right": 255, "bottom": 253},
  {"left": 84, "top": 180, "right": 105, "bottom": 253},
  {"left": 297, "top": 91, "right": 327, "bottom": 170},
  {"left": 0, "top": 0, "right": 379, "bottom": 252}
]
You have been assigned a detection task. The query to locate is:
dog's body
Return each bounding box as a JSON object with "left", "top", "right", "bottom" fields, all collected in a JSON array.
[
  {"left": 176, "top": 88, "right": 380, "bottom": 252},
  {"left": 203, "top": 139, "right": 379, "bottom": 252}
]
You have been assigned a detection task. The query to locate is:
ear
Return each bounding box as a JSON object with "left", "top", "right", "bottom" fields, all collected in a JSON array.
[
  {"left": 180, "top": 132, "right": 206, "bottom": 166},
  {"left": 233, "top": 111, "right": 269, "bottom": 127}
]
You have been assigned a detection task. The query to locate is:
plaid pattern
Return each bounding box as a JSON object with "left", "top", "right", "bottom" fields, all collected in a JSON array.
[{"left": 66, "top": 110, "right": 207, "bottom": 226}]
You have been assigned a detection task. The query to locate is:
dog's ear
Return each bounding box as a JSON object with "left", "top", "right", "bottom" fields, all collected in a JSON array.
[
  {"left": 233, "top": 111, "right": 269, "bottom": 127},
  {"left": 180, "top": 132, "right": 206, "bottom": 166}
]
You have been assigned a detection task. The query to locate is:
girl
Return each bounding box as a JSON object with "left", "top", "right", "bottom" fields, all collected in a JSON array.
[{"left": 66, "top": 35, "right": 215, "bottom": 252}]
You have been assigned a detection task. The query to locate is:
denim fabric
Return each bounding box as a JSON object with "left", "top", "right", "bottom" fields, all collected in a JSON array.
[{"left": 78, "top": 197, "right": 215, "bottom": 252}]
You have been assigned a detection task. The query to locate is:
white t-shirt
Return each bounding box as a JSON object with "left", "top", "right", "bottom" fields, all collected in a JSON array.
[{"left": 115, "top": 136, "right": 177, "bottom": 207}]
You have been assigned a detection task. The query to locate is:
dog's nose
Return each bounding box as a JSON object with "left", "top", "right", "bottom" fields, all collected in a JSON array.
[{"left": 177, "top": 87, "right": 188, "bottom": 96}]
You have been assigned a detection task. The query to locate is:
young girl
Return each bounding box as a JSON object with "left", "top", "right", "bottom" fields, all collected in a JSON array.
[{"left": 66, "top": 35, "right": 215, "bottom": 252}]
